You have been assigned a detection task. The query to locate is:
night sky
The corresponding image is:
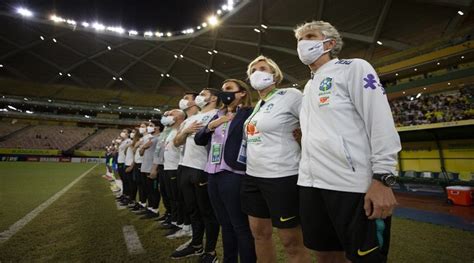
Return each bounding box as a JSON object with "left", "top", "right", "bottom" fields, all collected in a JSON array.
[{"left": 1, "top": 0, "right": 221, "bottom": 32}]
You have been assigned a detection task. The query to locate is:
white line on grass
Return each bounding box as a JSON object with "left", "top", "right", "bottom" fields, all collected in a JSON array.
[
  {"left": 0, "top": 164, "right": 99, "bottom": 244},
  {"left": 122, "top": 225, "right": 145, "bottom": 254}
]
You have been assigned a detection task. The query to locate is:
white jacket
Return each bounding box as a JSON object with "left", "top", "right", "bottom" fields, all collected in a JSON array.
[{"left": 298, "top": 58, "right": 401, "bottom": 193}]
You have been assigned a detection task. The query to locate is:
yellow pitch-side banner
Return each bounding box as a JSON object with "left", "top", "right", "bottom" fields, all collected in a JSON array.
[{"left": 0, "top": 148, "right": 61, "bottom": 156}]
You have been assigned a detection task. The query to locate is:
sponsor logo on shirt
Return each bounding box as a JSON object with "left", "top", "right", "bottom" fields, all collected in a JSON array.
[
  {"left": 363, "top": 73, "right": 378, "bottom": 90},
  {"left": 277, "top": 90, "right": 287, "bottom": 95},
  {"left": 246, "top": 121, "right": 262, "bottom": 143},
  {"left": 335, "top": 59, "right": 352, "bottom": 65},
  {"left": 202, "top": 115, "right": 210, "bottom": 122}
]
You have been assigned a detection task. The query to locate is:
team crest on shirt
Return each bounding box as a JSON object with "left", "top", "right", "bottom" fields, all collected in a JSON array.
[
  {"left": 319, "top": 77, "right": 332, "bottom": 91},
  {"left": 202, "top": 115, "right": 210, "bottom": 122},
  {"left": 263, "top": 103, "right": 274, "bottom": 113}
]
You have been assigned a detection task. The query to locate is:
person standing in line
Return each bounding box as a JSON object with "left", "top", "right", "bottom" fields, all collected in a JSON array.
[
  {"left": 241, "top": 55, "right": 310, "bottom": 263},
  {"left": 195, "top": 79, "right": 257, "bottom": 263},
  {"left": 294, "top": 21, "right": 401, "bottom": 263}
]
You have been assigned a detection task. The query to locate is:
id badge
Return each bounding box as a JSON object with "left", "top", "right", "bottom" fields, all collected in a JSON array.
[
  {"left": 211, "top": 143, "right": 223, "bottom": 164},
  {"left": 237, "top": 139, "right": 247, "bottom": 164}
]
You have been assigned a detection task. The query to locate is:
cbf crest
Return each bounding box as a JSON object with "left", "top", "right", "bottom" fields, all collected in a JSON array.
[{"left": 319, "top": 77, "right": 332, "bottom": 91}]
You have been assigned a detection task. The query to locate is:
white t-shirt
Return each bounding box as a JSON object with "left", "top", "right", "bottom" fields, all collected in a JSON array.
[
  {"left": 125, "top": 143, "right": 135, "bottom": 166},
  {"left": 153, "top": 128, "right": 171, "bottom": 165},
  {"left": 298, "top": 58, "right": 401, "bottom": 193},
  {"left": 245, "top": 88, "right": 302, "bottom": 178},
  {"left": 141, "top": 134, "right": 159, "bottom": 173},
  {"left": 134, "top": 136, "right": 146, "bottom": 164},
  {"left": 180, "top": 109, "right": 218, "bottom": 170},
  {"left": 164, "top": 128, "right": 180, "bottom": 170},
  {"left": 117, "top": 138, "right": 131, "bottom": 164}
]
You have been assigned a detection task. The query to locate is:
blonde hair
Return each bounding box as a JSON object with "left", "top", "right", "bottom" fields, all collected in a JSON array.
[
  {"left": 246, "top": 55, "right": 283, "bottom": 85},
  {"left": 294, "top": 21, "right": 343, "bottom": 58}
]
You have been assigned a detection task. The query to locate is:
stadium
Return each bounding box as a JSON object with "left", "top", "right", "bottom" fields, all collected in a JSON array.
[{"left": 0, "top": 0, "right": 473, "bottom": 262}]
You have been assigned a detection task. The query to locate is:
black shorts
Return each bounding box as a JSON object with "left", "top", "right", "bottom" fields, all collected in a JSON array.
[
  {"left": 241, "top": 174, "right": 299, "bottom": 229},
  {"left": 299, "top": 186, "right": 391, "bottom": 263}
]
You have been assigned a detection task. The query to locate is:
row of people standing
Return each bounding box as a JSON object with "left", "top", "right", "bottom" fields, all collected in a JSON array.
[{"left": 110, "top": 20, "right": 401, "bottom": 263}]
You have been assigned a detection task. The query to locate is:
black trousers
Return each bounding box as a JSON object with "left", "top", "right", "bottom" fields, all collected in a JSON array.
[
  {"left": 129, "top": 164, "right": 139, "bottom": 201},
  {"left": 137, "top": 165, "right": 147, "bottom": 204},
  {"left": 117, "top": 163, "right": 129, "bottom": 196},
  {"left": 164, "top": 169, "right": 179, "bottom": 223},
  {"left": 158, "top": 165, "right": 171, "bottom": 215},
  {"left": 180, "top": 165, "right": 220, "bottom": 253},
  {"left": 125, "top": 165, "right": 137, "bottom": 201},
  {"left": 177, "top": 166, "right": 191, "bottom": 226},
  {"left": 144, "top": 171, "right": 160, "bottom": 210}
]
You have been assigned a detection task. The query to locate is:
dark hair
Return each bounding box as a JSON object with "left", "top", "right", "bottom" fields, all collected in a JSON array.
[
  {"left": 184, "top": 92, "right": 198, "bottom": 99},
  {"left": 203, "top": 88, "right": 222, "bottom": 105},
  {"left": 222, "top": 79, "right": 253, "bottom": 108},
  {"left": 150, "top": 119, "right": 164, "bottom": 132}
]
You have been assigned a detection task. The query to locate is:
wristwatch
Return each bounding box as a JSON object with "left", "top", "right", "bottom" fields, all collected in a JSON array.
[{"left": 372, "top": 173, "right": 397, "bottom": 187}]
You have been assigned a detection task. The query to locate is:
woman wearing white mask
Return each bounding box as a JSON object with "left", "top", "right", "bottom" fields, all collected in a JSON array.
[
  {"left": 117, "top": 129, "right": 132, "bottom": 205},
  {"left": 132, "top": 122, "right": 149, "bottom": 212},
  {"left": 294, "top": 21, "right": 401, "bottom": 263},
  {"left": 139, "top": 120, "right": 163, "bottom": 218},
  {"left": 125, "top": 128, "right": 140, "bottom": 209},
  {"left": 241, "top": 55, "right": 310, "bottom": 263}
]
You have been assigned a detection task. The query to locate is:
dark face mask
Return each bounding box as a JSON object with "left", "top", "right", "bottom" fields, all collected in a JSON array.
[{"left": 218, "top": 91, "right": 239, "bottom": 105}]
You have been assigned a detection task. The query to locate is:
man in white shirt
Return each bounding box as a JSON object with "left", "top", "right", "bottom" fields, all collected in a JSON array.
[
  {"left": 116, "top": 129, "right": 131, "bottom": 204},
  {"left": 172, "top": 88, "right": 220, "bottom": 260},
  {"left": 295, "top": 21, "right": 401, "bottom": 263}
]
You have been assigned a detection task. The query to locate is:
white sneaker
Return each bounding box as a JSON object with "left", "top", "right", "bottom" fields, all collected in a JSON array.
[
  {"left": 167, "top": 229, "right": 189, "bottom": 239},
  {"left": 183, "top": 225, "right": 192, "bottom": 237},
  {"left": 175, "top": 238, "right": 193, "bottom": 251}
]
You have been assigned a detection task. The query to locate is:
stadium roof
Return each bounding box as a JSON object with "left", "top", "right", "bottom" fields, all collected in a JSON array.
[{"left": 0, "top": 0, "right": 473, "bottom": 103}]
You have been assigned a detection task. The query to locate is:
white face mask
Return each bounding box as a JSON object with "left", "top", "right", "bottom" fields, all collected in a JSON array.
[
  {"left": 147, "top": 126, "right": 155, "bottom": 133},
  {"left": 116, "top": 139, "right": 122, "bottom": 144},
  {"left": 179, "top": 99, "right": 190, "bottom": 110},
  {"left": 161, "top": 116, "right": 175, "bottom": 126},
  {"left": 130, "top": 133, "right": 135, "bottom": 139},
  {"left": 139, "top": 127, "right": 146, "bottom": 134},
  {"left": 120, "top": 132, "right": 127, "bottom": 139},
  {"left": 249, "top": 71, "right": 275, "bottom": 90},
  {"left": 195, "top": 95, "right": 208, "bottom": 109},
  {"left": 297, "top": 39, "right": 332, "bottom": 65}
]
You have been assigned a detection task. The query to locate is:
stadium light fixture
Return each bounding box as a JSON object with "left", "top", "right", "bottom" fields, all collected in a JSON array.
[
  {"left": 254, "top": 28, "right": 261, "bottom": 33},
  {"left": 52, "top": 38, "right": 57, "bottom": 43},
  {"left": 107, "top": 46, "right": 112, "bottom": 50},
  {"left": 179, "top": 54, "right": 184, "bottom": 58},
  {"left": 416, "top": 93, "right": 422, "bottom": 99},
  {"left": 202, "top": 22, "right": 208, "bottom": 28},
  {"left": 227, "top": 0, "right": 234, "bottom": 10},
  {"left": 129, "top": 30, "right": 138, "bottom": 36},
  {"left": 84, "top": 115, "right": 90, "bottom": 119},
  {"left": 118, "top": 77, "right": 123, "bottom": 81},
  {"left": 208, "top": 15, "right": 219, "bottom": 26},
  {"left": 402, "top": 91, "right": 406, "bottom": 94},
  {"left": 92, "top": 22, "right": 105, "bottom": 31},
  {"left": 395, "top": 73, "right": 399, "bottom": 76},
  {"left": 410, "top": 97, "right": 414, "bottom": 101},
  {"left": 261, "top": 24, "right": 268, "bottom": 29},
  {"left": 461, "top": 56, "right": 464, "bottom": 59},
  {"left": 423, "top": 87, "right": 427, "bottom": 90},
  {"left": 414, "top": 68, "right": 417, "bottom": 71},
  {"left": 17, "top": 7, "right": 33, "bottom": 17},
  {"left": 0, "top": 64, "right": 3, "bottom": 68},
  {"left": 59, "top": 72, "right": 63, "bottom": 76},
  {"left": 112, "top": 77, "right": 116, "bottom": 80},
  {"left": 458, "top": 10, "right": 464, "bottom": 16},
  {"left": 161, "top": 74, "right": 164, "bottom": 77},
  {"left": 129, "top": 107, "right": 133, "bottom": 110},
  {"left": 67, "top": 73, "right": 71, "bottom": 77},
  {"left": 376, "top": 40, "right": 383, "bottom": 45},
  {"left": 48, "top": 99, "right": 52, "bottom": 102},
  {"left": 26, "top": 110, "right": 34, "bottom": 114},
  {"left": 0, "top": 109, "right": 7, "bottom": 112},
  {"left": 436, "top": 62, "right": 440, "bottom": 65},
  {"left": 205, "top": 69, "right": 209, "bottom": 73},
  {"left": 166, "top": 32, "right": 173, "bottom": 37},
  {"left": 7, "top": 105, "right": 17, "bottom": 110},
  {"left": 174, "top": 54, "right": 178, "bottom": 58},
  {"left": 166, "top": 74, "right": 170, "bottom": 77},
  {"left": 82, "top": 22, "right": 90, "bottom": 28},
  {"left": 208, "top": 51, "right": 213, "bottom": 55},
  {"left": 50, "top": 15, "right": 65, "bottom": 23},
  {"left": 448, "top": 82, "right": 451, "bottom": 85},
  {"left": 24, "top": 97, "right": 28, "bottom": 101},
  {"left": 217, "top": 10, "right": 222, "bottom": 15},
  {"left": 144, "top": 31, "right": 153, "bottom": 37},
  {"left": 213, "top": 50, "right": 218, "bottom": 54},
  {"left": 40, "top": 36, "right": 45, "bottom": 40},
  {"left": 210, "top": 69, "right": 214, "bottom": 72}
]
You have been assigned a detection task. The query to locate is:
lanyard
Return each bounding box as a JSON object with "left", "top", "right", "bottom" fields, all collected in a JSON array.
[{"left": 244, "top": 88, "right": 279, "bottom": 130}]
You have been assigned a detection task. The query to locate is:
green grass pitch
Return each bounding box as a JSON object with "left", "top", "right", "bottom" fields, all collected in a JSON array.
[{"left": 0, "top": 162, "right": 473, "bottom": 262}]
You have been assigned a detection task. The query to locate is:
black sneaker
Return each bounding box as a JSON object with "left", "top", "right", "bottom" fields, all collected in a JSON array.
[
  {"left": 199, "top": 252, "right": 218, "bottom": 263},
  {"left": 140, "top": 211, "right": 159, "bottom": 219},
  {"left": 164, "top": 226, "right": 181, "bottom": 237},
  {"left": 159, "top": 222, "right": 176, "bottom": 230},
  {"left": 170, "top": 244, "right": 203, "bottom": 259},
  {"left": 131, "top": 204, "right": 145, "bottom": 212},
  {"left": 135, "top": 209, "right": 149, "bottom": 215},
  {"left": 157, "top": 214, "right": 168, "bottom": 222}
]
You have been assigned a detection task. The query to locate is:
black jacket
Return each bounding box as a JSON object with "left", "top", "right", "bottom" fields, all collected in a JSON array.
[{"left": 194, "top": 107, "right": 253, "bottom": 171}]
